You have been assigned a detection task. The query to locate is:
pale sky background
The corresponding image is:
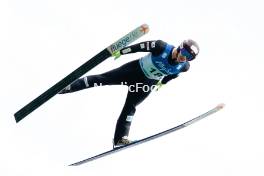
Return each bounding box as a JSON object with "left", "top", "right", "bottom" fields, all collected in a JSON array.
[{"left": 1, "top": 0, "right": 264, "bottom": 175}]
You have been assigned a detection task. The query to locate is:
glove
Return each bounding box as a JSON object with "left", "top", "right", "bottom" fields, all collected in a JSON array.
[
  {"left": 112, "top": 50, "right": 121, "bottom": 60},
  {"left": 155, "top": 81, "right": 164, "bottom": 91}
]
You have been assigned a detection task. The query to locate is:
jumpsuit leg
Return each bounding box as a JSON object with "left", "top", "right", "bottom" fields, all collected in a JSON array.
[
  {"left": 59, "top": 60, "right": 140, "bottom": 93},
  {"left": 113, "top": 80, "right": 157, "bottom": 144},
  {"left": 59, "top": 60, "right": 158, "bottom": 144}
]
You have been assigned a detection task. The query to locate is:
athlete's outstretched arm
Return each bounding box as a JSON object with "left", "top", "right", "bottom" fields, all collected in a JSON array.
[{"left": 120, "top": 40, "right": 167, "bottom": 56}]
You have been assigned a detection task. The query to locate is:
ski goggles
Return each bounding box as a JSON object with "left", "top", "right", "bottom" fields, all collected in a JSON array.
[{"left": 179, "top": 47, "right": 195, "bottom": 61}]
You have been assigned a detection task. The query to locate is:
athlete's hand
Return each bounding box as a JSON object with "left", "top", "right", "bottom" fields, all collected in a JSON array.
[
  {"left": 112, "top": 50, "right": 121, "bottom": 60},
  {"left": 155, "top": 81, "right": 164, "bottom": 91}
]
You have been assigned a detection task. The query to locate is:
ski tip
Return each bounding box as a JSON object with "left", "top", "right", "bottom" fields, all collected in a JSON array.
[
  {"left": 216, "top": 103, "right": 225, "bottom": 109},
  {"left": 140, "top": 24, "right": 150, "bottom": 34}
]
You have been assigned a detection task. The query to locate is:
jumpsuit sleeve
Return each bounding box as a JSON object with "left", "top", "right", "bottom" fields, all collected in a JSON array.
[
  {"left": 160, "top": 62, "right": 190, "bottom": 84},
  {"left": 119, "top": 40, "right": 167, "bottom": 56},
  {"left": 161, "top": 74, "right": 179, "bottom": 84}
]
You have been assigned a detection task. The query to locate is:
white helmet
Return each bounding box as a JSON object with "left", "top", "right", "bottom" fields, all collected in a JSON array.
[{"left": 178, "top": 39, "right": 200, "bottom": 61}]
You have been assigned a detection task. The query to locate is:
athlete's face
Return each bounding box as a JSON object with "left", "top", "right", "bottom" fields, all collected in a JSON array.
[{"left": 172, "top": 48, "right": 187, "bottom": 63}]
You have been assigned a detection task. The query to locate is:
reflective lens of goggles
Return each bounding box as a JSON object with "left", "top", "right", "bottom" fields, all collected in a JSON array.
[{"left": 180, "top": 47, "right": 194, "bottom": 61}]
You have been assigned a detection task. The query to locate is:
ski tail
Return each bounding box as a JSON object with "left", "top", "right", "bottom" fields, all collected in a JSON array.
[{"left": 14, "top": 24, "right": 149, "bottom": 123}]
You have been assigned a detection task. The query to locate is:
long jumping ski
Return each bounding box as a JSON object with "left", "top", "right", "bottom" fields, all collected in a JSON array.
[
  {"left": 14, "top": 24, "right": 149, "bottom": 123},
  {"left": 69, "top": 103, "right": 225, "bottom": 166}
]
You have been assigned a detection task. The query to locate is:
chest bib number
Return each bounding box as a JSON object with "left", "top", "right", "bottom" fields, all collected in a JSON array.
[
  {"left": 140, "top": 55, "right": 167, "bottom": 80},
  {"left": 147, "top": 67, "right": 165, "bottom": 79}
]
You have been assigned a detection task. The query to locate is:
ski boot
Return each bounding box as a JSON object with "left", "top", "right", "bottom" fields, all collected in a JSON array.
[{"left": 113, "top": 136, "right": 134, "bottom": 148}]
